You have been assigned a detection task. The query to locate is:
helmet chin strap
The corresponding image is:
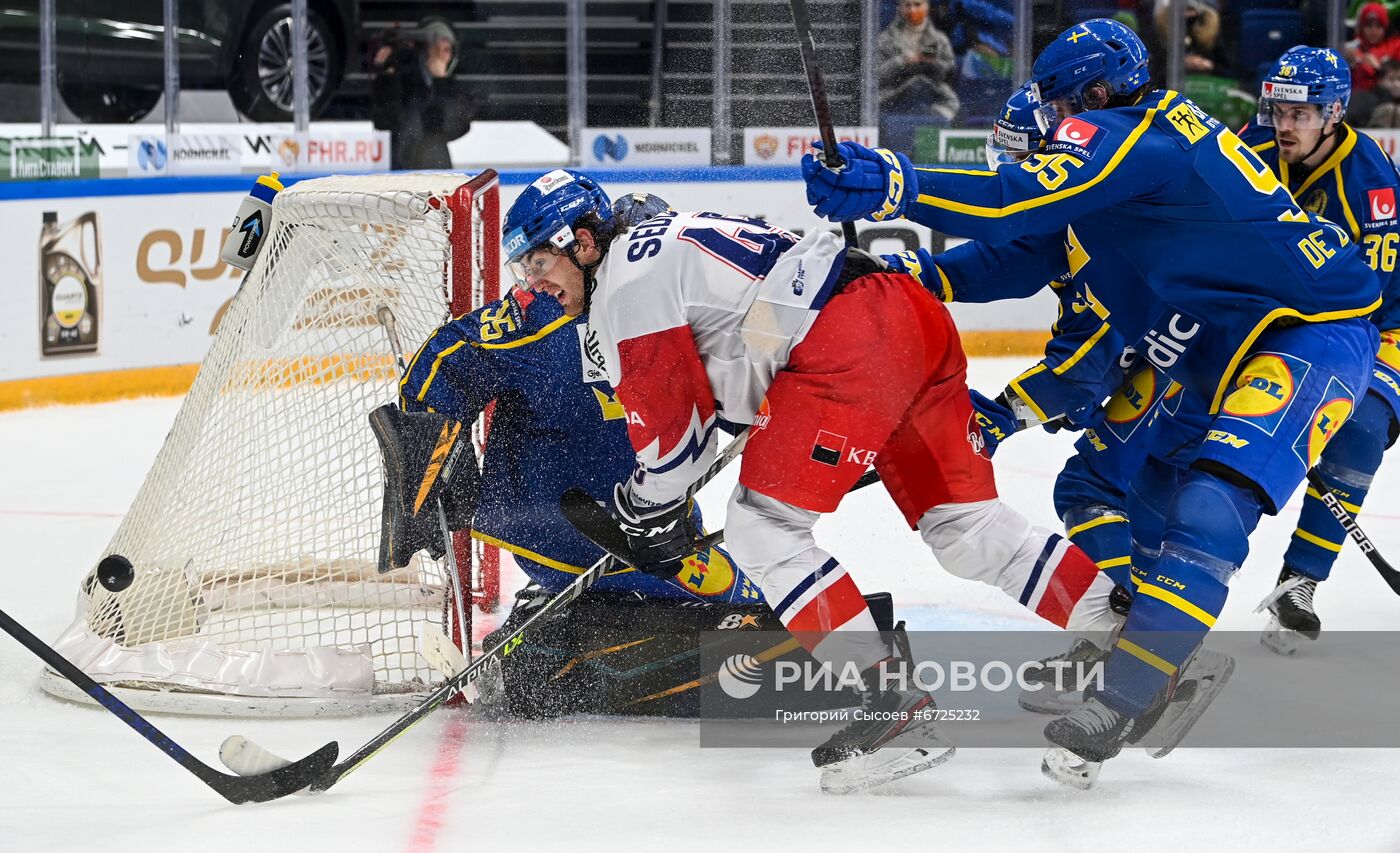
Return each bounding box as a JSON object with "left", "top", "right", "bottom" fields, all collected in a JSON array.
[{"left": 564, "top": 240, "right": 604, "bottom": 314}]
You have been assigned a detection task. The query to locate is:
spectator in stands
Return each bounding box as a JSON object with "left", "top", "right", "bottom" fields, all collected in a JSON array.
[
  {"left": 877, "top": 0, "right": 959, "bottom": 122},
  {"left": 1366, "top": 59, "right": 1400, "bottom": 126},
  {"left": 1152, "top": 0, "right": 1230, "bottom": 78},
  {"left": 371, "top": 17, "right": 477, "bottom": 171},
  {"left": 1345, "top": 3, "right": 1400, "bottom": 95}
]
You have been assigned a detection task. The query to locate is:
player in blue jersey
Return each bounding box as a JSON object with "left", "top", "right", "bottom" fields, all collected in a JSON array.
[
  {"left": 375, "top": 187, "right": 816, "bottom": 717},
  {"left": 1240, "top": 47, "right": 1400, "bottom": 654},
  {"left": 804, "top": 18, "right": 1382, "bottom": 784}
]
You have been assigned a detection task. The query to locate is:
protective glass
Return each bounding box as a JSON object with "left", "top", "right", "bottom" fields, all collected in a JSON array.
[
  {"left": 1256, "top": 99, "right": 1334, "bottom": 130},
  {"left": 506, "top": 247, "right": 563, "bottom": 291},
  {"left": 1033, "top": 100, "right": 1062, "bottom": 137},
  {"left": 984, "top": 136, "right": 1035, "bottom": 170}
]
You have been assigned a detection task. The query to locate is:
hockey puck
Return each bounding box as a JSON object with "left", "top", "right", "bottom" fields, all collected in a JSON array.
[{"left": 96, "top": 554, "right": 135, "bottom": 593}]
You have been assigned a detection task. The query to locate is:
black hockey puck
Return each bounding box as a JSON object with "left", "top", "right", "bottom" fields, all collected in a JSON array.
[{"left": 96, "top": 554, "right": 135, "bottom": 593}]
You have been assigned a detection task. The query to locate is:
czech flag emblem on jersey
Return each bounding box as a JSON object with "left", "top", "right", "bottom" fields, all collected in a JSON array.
[
  {"left": 1047, "top": 117, "right": 1104, "bottom": 160},
  {"left": 1368, "top": 187, "right": 1397, "bottom": 223}
]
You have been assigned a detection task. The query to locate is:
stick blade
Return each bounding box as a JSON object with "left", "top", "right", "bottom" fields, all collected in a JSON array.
[{"left": 218, "top": 737, "right": 335, "bottom": 801}]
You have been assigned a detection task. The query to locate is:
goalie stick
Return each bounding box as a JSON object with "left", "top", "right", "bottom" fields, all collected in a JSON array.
[
  {"left": 0, "top": 607, "right": 337, "bottom": 804},
  {"left": 787, "top": 0, "right": 858, "bottom": 249},
  {"left": 220, "top": 431, "right": 753, "bottom": 792},
  {"left": 1304, "top": 468, "right": 1400, "bottom": 595}
]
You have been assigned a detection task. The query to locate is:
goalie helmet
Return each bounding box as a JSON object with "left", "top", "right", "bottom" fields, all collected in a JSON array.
[
  {"left": 502, "top": 169, "right": 613, "bottom": 290},
  {"left": 1256, "top": 46, "right": 1350, "bottom": 129},
  {"left": 1030, "top": 18, "right": 1149, "bottom": 136},
  {"left": 986, "top": 83, "right": 1044, "bottom": 170}
]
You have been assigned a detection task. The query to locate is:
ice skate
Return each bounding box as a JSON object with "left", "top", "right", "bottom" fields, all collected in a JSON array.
[{"left": 812, "top": 676, "right": 955, "bottom": 794}]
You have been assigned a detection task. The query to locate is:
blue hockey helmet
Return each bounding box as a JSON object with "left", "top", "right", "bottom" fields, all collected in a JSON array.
[
  {"left": 986, "top": 83, "right": 1045, "bottom": 169},
  {"left": 502, "top": 169, "right": 613, "bottom": 289},
  {"left": 611, "top": 191, "right": 673, "bottom": 226},
  {"left": 1257, "top": 45, "right": 1351, "bottom": 129},
  {"left": 1029, "top": 19, "right": 1150, "bottom": 135}
]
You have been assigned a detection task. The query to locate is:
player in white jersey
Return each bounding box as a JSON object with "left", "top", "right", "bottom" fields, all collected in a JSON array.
[{"left": 503, "top": 169, "right": 1120, "bottom": 793}]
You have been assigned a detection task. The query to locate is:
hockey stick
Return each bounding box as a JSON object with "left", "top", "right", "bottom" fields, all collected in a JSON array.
[
  {"left": 221, "top": 431, "right": 753, "bottom": 792},
  {"left": 0, "top": 607, "right": 336, "bottom": 804},
  {"left": 787, "top": 0, "right": 858, "bottom": 249},
  {"left": 1304, "top": 468, "right": 1400, "bottom": 595}
]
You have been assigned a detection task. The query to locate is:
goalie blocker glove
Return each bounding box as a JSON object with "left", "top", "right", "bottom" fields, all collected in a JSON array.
[
  {"left": 611, "top": 483, "right": 701, "bottom": 578},
  {"left": 369, "top": 404, "right": 481, "bottom": 573}
]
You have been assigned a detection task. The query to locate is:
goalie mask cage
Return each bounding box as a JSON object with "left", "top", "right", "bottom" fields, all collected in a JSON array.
[{"left": 41, "top": 172, "right": 502, "bottom": 716}]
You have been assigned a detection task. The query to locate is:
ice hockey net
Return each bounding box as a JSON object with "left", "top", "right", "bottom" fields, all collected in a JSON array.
[{"left": 41, "top": 172, "right": 502, "bottom": 716}]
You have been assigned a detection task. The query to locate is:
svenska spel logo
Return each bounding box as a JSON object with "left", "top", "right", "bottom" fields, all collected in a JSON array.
[
  {"left": 1369, "top": 187, "right": 1396, "bottom": 222},
  {"left": 1054, "top": 117, "right": 1097, "bottom": 146},
  {"left": 717, "top": 653, "right": 763, "bottom": 699}
]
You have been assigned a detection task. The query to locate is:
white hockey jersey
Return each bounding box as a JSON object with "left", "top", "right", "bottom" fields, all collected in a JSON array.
[{"left": 587, "top": 211, "right": 846, "bottom": 507}]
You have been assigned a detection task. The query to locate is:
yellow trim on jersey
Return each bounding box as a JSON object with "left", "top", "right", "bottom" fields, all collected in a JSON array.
[
  {"left": 471, "top": 530, "right": 638, "bottom": 576},
  {"left": 1250, "top": 140, "right": 1276, "bottom": 154},
  {"left": 1115, "top": 637, "right": 1178, "bottom": 676},
  {"left": 1007, "top": 364, "right": 1053, "bottom": 423},
  {"left": 1293, "top": 528, "right": 1345, "bottom": 552},
  {"left": 475, "top": 314, "right": 575, "bottom": 350},
  {"left": 413, "top": 340, "right": 468, "bottom": 402},
  {"left": 1288, "top": 126, "right": 1361, "bottom": 239},
  {"left": 1051, "top": 321, "right": 1112, "bottom": 376},
  {"left": 934, "top": 263, "right": 954, "bottom": 302},
  {"left": 913, "top": 91, "right": 1176, "bottom": 218},
  {"left": 1305, "top": 486, "right": 1362, "bottom": 513},
  {"left": 1097, "top": 556, "right": 1132, "bottom": 570},
  {"left": 918, "top": 167, "right": 999, "bottom": 177},
  {"left": 1136, "top": 582, "right": 1218, "bottom": 628},
  {"left": 1066, "top": 514, "right": 1127, "bottom": 538},
  {"left": 1210, "top": 299, "right": 1383, "bottom": 413}
]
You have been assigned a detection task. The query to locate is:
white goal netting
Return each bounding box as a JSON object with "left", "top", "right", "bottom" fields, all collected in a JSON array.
[{"left": 42, "top": 172, "right": 500, "bottom": 716}]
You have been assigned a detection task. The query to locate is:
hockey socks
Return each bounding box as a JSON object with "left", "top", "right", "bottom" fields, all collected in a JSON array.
[{"left": 1282, "top": 395, "right": 1393, "bottom": 581}]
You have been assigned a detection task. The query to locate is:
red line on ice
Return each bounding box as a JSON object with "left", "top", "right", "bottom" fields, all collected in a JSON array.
[{"left": 405, "top": 711, "right": 471, "bottom": 853}]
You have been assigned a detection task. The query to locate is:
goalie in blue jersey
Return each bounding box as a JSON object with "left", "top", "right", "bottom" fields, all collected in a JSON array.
[{"left": 807, "top": 19, "right": 1381, "bottom": 786}]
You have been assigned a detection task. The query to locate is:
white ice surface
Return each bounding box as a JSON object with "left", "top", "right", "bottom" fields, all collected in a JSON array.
[{"left": 2, "top": 358, "right": 1398, "bottom": 852}]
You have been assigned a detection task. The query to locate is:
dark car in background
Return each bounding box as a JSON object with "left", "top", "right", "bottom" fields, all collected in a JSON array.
[{"left": 0, "top": 0, "right": 357, "bottom": 122}]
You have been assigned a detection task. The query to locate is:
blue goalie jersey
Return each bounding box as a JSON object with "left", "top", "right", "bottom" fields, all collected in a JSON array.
[{"left": 399, "top": 289, "right": 761, "bottom": 603}]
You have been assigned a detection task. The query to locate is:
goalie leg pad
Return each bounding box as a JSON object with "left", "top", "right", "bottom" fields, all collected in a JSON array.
[{"left": 369, "top": 404, "right": 480, "bottom": 573}]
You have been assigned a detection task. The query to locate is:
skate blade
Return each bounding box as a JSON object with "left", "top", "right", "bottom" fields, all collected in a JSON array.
[
  {"left": 1017, "top": 686, "right": 1084, "bottom": 715},
  {"left": 1145, "top": 649, "right": 1235, "bottom": 759},
  {"left": 1041, "top": 747, "right": 1102, "bottom": 791},
  {"left": 819, "top": 743, "right": 957, "bottom": 795},
  {"left": 1260, "top": 617, "right": 1306, "bottom": 657}
]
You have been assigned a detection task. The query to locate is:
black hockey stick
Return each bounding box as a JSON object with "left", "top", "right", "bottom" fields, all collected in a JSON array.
[
  {"left": 0, "top": 607, "right": 337, "bottom": 804},
  {"left": 788, "top": 0, "right": 858, "bottom": 249},
  {"left": 1304, "top": 469, "right": 1400, "bottom": 595},
  {"left": 220, "top": 431, "right": 754, "bottom": 792}
]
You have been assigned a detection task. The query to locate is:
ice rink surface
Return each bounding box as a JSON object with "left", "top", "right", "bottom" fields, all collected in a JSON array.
[{"left": 2, "top": 357, "right": 1397, "bottom": 852}]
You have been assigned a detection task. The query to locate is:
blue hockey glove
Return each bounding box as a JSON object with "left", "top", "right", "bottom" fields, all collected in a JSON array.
[
  {"left": 612, "top": 483, "right": 700, "bottom": 578},
  {"left": 969, "top": 389, "right": 1020, "bottom": 457},
  {"left": 802, "top": 141, "right": 917, "bottom": 223}
]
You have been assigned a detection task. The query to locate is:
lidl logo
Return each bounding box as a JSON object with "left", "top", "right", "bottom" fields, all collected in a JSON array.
[
  {"left": 1304, "top": 398, "right": 1354, "bottom": 466},
  {"left": 1369, "top": 187, "right": 1397, "bottom": 222},
  {"left": 1105, "top": 367, "right": 1157, "bottom": 425},
  {"left": 1378, "top": 330, "right": 1400, "bottom": 372},
  {"left": 676, "top": 546, "right": 737, "bottom": 597},
  {"left": 1221, "top": 352, "right": 1310, "bottom": 435}
]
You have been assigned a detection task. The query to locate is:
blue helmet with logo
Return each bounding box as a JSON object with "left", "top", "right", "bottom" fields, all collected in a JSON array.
[
  {"left": 1030, "top": 19, "right": 1150, "bottom": 135},
  {"left": 1257, "top": 45, "right": 1351, "bottom": 128},
  {"left": 502, "top": 169, "right": 613, "bottom": 288},
  {"left": 986, "top": 83, "right": 1045, "bottom": 169},
  {"left": 611, "top": 191, "right": 673, "bottom": 226}
]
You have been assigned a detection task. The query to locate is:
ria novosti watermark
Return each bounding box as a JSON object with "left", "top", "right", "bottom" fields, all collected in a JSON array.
[{"left": 717, "top": 653, "right": 1104, "bottom": 701}]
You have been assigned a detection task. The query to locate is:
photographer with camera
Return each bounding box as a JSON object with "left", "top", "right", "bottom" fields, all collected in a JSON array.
[{"left": 370, "top": 18, "right": 476, "bottom": 171}]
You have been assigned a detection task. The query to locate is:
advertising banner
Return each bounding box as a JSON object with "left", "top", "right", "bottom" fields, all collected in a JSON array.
[
  {"left": 0, "top": 137, "right": 100, "bottom": 181},
  {"left": 742, "top": 126, "right": 878, "bottom": 165},
  {"left": 128, "top": 134, "right": 243, "bottom": 176},
  {"left": 269, "top": 131, "right": 391, "bottom": 173},
  {"left": 581, "top": 127, "right": 711, "bottom": 168},
  {"left": 0, "top": 175, "right": 1053, "bottom": 385}
]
